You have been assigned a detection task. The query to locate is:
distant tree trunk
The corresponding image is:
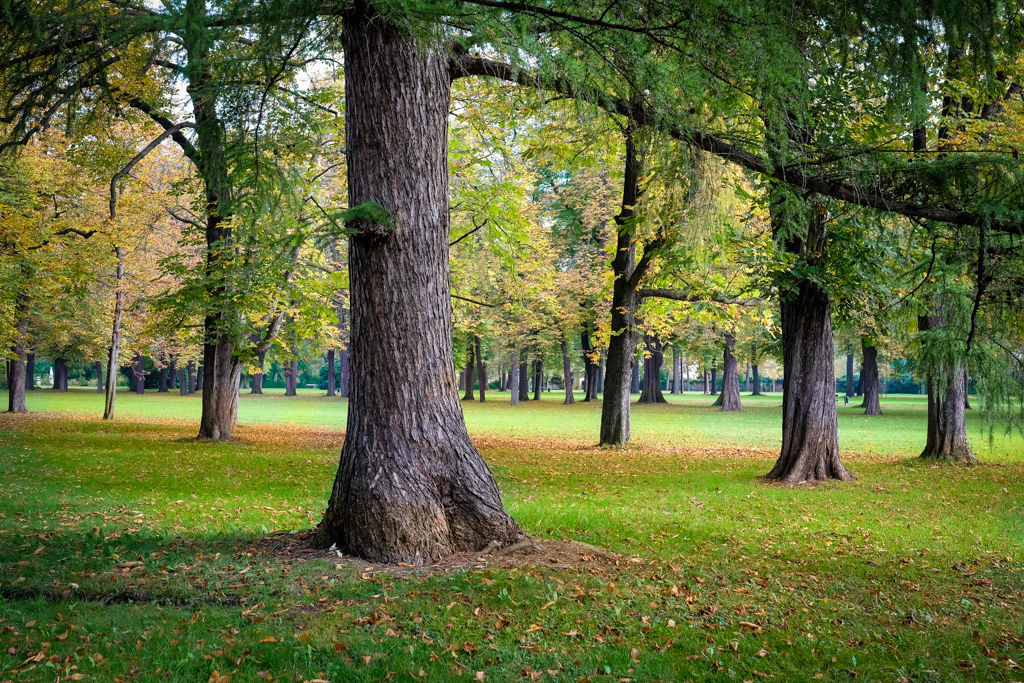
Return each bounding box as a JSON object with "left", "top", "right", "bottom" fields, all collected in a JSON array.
[
  {"left": 339, "top": 347, "right": 350, "bottom": 398},
  {"left": 702, "top": 368, "right": 709, "bottom": 394},
  {"left": 860, "top": 337, "right": 882, "bottom": 416},
  {"left": 186, "top": 361, "right": 196, "bottom": 395},
  {"left": 560, "top": 336, "right": 574, "bottom": 405},
  {"left": 683, "top": 355, "right": 690, "bottom": 392},
  {"left": 962, "top": 370, "right": 971, "bottom": 410},
  {"left": 25, "top": 353, "right": 35, "bottom": 390},
  {"left": 475, "top": 335, "right": 487, "bottom": 402},
  {"left": 251, "top": 351, "right": 266, "bottom": 394},
  {"left": 518, "top": 350, "right": 529, "bottom": 402},
  {"left": 158, "top": 358, "right": 170, "bottom": 392},
  {"left": 766, "top": 203, "right": 853, "bottom": 483},
  {"left": 178, "top": 368, "right": 187, "bottom": 396},
  {"left": 638, "top": 334, "right": 667, "bottom": 404},
  {"left": 315, "top": 7, "right": 524, "bottom": 563},
  {"left": 845, "top": 344, "right": 855, "bottom": 397},
  {"left": 671, "top": 347, "right": 681, "bottom": 394},
  {"left": 630, "top": 360, "right": 640, "bottom": 393},
  {"left": 532, "top": 357, "right": 542, "bottom": 400},
  {"left": 743, "top": 363, "right": 751, "bottom": 393},
  {"left": 509, "top": 350, "right": 520, "bottom": 406},
  {"left": 195, "top": 364, "right": 204, "bottom": 392},
  {"left": 581, "top": 325, "right": 600, "bottom": 401},
  {"left": 751, "top": 363, "right": 762, "bottom": 395},
  {"left": 103, "top": 249, "right": 125, "bottom": 420},
  {"left": 712, "top": 332, "right": 742, "bottom": 411},
  {"left": 462, "top": 340, "right": 476, "bottom": 401},
  {"left": 7, "top": 295, "right": 28, "bottom": 413},
  {"left": 53, "top": 358, "right": 69, "bottom": 392},
  {"left": 597, "top": 355, "right": 605, "bottom": 393},
  {"left": 132, "top": 354, "right": 146, "bottom": 394},
  {"left": 96, "top": 361, "right": 104, "bottom": 394},
  {"left": 326, "top": 348, "right": 337, "bottom": 396},
  {"left": 240, "top": 374, "right": 249, "bottom": 390},
  {"left": 919, "top": 312, "right": 975, "bottom": 463},
  {"left": 709, "top": 364, "right": 717, "bottom": 395},
  {"left": 284, "top": 360, "right": 298, "bottom": 396}
]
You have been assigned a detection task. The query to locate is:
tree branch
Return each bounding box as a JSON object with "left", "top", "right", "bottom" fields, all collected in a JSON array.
[
  {"left": 449, "top": 218, "right": 487, "bottom": 247},
  {"left": 638, "top": 287, "right": 765, "bottom": 306},
  {"left": 110, "top": 122, "right": 195, "bottom": 219}
]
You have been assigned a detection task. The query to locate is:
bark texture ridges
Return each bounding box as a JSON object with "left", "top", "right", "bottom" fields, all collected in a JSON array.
[
  {"left": 918, "top": 313, "right": 975, "bottom": 463},
  {"left": 860, "top": 337, "right": 882, "bottom": 416},
  {"left": 637, "top": 334, "right": 667, "bottom": 404},
  {"left": 713, "top": 332, "right": 742, "bottom": 411},
  {"left": 315, "top": 6, "right": 523, "bottom": 563}
]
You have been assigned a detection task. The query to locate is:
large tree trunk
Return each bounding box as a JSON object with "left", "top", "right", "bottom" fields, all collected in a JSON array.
[
  {"left": 962, "top": 370, "right": 971, "bottom": 410},
  {"left": 461, "top": 340, "right": 476, "bottom": 401},
  {"left": 326, "top": 348, "right": 336, "bottom": 396},
  {"left": 509, "top": 350, "right": 519, "bottom": 405},
  {"left": 475, "top": 335, "right": 487, "bottom": 402},
  {"left": 560, "top": 336, "right": 574, "bottom": 405},
  {"left": 53, "top": 358, "right": 68, "bottom": 392},
  {"left": 713, "top": 332, "right": 742, "bottom": 411},
  {"left": 251, "top": 351, "right": 266, "bottom": 394},
  {"left": 195, "top": 363, "right": 204, "bottom": 392},
  {"left": 132, "top": 354, "right": 146, "bottom": 394},
  {"left": 284, "top": 360, "right": 298, "bottom": 396},
  {"left": 315, "top": 6, "right": 524, "bottom": 563},
  {"left": 860, "top": 337, "right": 882, "bottom": 416},
  {"left": 766, "top": 205, "right": 853, "bottom": 484},
  {"left": 25, "top": 353, "right": 34, "bottom": 391},
  {"left": 637, "top": 334, "right": 667, "bottom": 404},
  {"left": 339, "top": 347, "right": 350, "bottom": 398},
  {"left": 95, "top": 361, "right": 104, "bottom": 394},
  {"left": 7, "top": 296, "right": 28, "bottom": 413},
  {"left": 158, "top": 359, "right": 170, "bottom": 392},
  {"left": 178, "top": 368, "right": 187, "bottom": 396},
  {"left": 919, "top": 313, "right": 975, "bottom": 463},
  {"left": 751, "top": 363, "right": 761, "bottom": 395},
  {"left": 581, "top": 326, "right": 600, "bottom": 401}
]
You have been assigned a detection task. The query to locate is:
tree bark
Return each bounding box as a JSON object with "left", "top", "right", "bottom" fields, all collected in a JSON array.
[
  {"left": 560, "top": 336, "right": 574, "bottom": 405},
  {"left": 25, "top": 353, "right": 34, "bottom": 390},
  {"left": 461, "top": 339, "right": 476, "bottom": 401},
  {"left": 743, "top": 362, "right": 751, "bottom": 393},
  {"left": 326, "top": 348, "right": 336, "bottom": 396},
  {"left": 509, "top": 350, "right": 519, "bottom": 405},
  {"left": 475, "top": 335, "right": 486, "bottom": 402},
  {"left": 962, "top": 370, "right": 971, "bottom": 410},
  {"left": 195, "top": 363, "right": 204, "bottom": 391},
  {"left": 581, "top": 325, "right": 600, "bottom": 401},
  {"left": 95, "top": 361, "right": 104, "bottom": 394},
  {"left": 845, "top": 344, "right": 855, "bottom": 397},
  {"left": 158, "top": 358, "right": 170, "bottom": 392},
  {"left": 518, "top": 350, "right": 529, "bottom": 402},
  {"left": 709, "top": 364, "right": 717, "bottom": 395},
  {"left": 919, "top": 312, "right": 975, "bottom": 463},
  {"left": 251, "top": 351, "right": 266, "bottom": 394},
  {"left": 671, "top": 346, "right": 682, "bottom": 394},
  {"left": 186, "top": 360, "right": 196, "bottom": 395},
  {"left": 751, "top": 363, "right": 762, "bottom": 395},
  {"left": 315, "top": 5, "right": 524, "bottom": 563},
  {"left": 7, "top": 294, "right": 28, "bottom": 413},
  {"left": 531, "top": 357, "right": 542, "bottom": 400},
  {"left": 284, "top": 360, "right": 298, "bottom": 396},
  {"left": 766, "top": 203, "right": 853, "bottom": 483},
  {"left": 339, "top": 347, "right": 350, "bottom": 398},
  {"left": 860, "top": 337, "right": 882, "bottom": 416},
  {"left": 638, "top": 334, "right": 667, "bottom": 404},
  {"left": 178, "top": 368, "right": 187, "bottom": 396},
  {"left": 132, "top": 354, "right": 146, "bottom": 394},
  {"left": 53, "top": 358, "right": 68, "bottom": 392},
  {"left": 713, "top": 332, "right": 742, "bottom": 411}
]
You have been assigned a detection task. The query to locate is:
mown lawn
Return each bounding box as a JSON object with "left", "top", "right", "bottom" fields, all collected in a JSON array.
[{"left": 0, "top": 389, "right": 1021, "bottom": 682}]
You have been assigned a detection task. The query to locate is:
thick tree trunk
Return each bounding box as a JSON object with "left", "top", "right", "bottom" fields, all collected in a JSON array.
[
  {"left": 713, "top": 332, "right": 742, "bottom": 411},
  {"left": 561, "top": 336, "right": 574, "bottom": 405},
  {"left": 178, "top": 368, "right": 187, "bottom": 396},
  {"left": 860, "top": 337, "right": 882, "bottom": 415},
  {"left": 597, "top": 356, "right": 604, "bottom": 393},
  {"left": 251, "top": 351, "right": 265, "bottom": 394},
  {"left": 315, "top": 7, "right": 524, "bottom": 563},
  {"left": 509, "top": 350, "right": 519, "bottom": 405},
  {"left": 186, "top": 361, "right": 196, "bottom": 395},
  {"left": 962, "top": 370, "right": 971, "bottom": 410},
  {"left": 158, "top": 360, "right": 169, "bottom": 392},
  {"left": 518, "top": 351, "right": 529, "bottom": 402},
  {"left": 581, "top": 326, "right": 600, "bottom": 401},
  {"left": 638, "top": 334, "right": 667, "bottom": 404},
  {"left": 53, "top": 358, "right": 68, "bottom": 392},
  {"left": 339, "top": 348, "right": 350, "bottom": 398},
  {"left": 25, "top": 353, "right": 34, "bottom": 390},
  {"left": 462, "top": 340, "right": 476, "bottom": 401},
  {"left": 326, "top": 348, "right": 336, "bottom": 396},
  {"left": 751, "top": 363, "right": 762, "bottom": 395},
  {"left": 95, "top": 361, "right": 104, "bottom": 394},
  {"left": 475, "top": 335, "right": 486, "bottom": 402},
  {"left": 7, "top": 296, "right": 28, "bottom": 413},
  {"left": 766, "top": 206, "right": 853, "bottom": 483},
  {"left": 919, "top": 313, "right": 975, "bottom": 463},
  {"left": 132, "top": 354, "right": 146, "bottom": 394},
  {"left": 285, "top": 360, "right": 298, "bottom": 396}
]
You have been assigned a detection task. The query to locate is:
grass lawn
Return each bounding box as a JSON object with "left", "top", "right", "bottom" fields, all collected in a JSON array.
[{"left": 0, "top": 389, "right": 1021, "bottom": 682}]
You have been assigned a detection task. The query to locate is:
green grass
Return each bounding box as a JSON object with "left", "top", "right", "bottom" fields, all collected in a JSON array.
[{"left": 1, "top": 389, "right": 1022, "bottom": 682}]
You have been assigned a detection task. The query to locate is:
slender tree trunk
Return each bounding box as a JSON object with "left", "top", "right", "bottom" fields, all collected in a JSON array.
[
  {"left": 195, "top": 363, "right": 204, "bottom": 391},
  {"left": 518, "top": 351, "right": 529, "bottom": 402},
  {"left": 860, "top": 337, "right": 882, "bottom": 415},
  {"left": 766, "top": 204, "right": 853, "bottom": 483},
  {"left": 743, "top": 363, "right": 751, "bottom": 393},
  {"left": 597, "top": 355, "right": 605, "bottom": 393},
  {"left": 581, "top": 326, "right": 599, "bottom": 401},
  {"left": 918, "top": 312, "right": 975, "bottom": 463},
  {"left": 709, "top": 364, "right": 717, "bottom": 395},
  {"left": 845, "top": 344, "right": 855, "bottom": 398},
  {"left": 94, "top": 361, "right": 103, "bottom": 394},
  {"left": 25, "top": 353, "right": 34, "bottom": 391},
  {"left": 683, "top": 355, "right": 689, "bottom": 392},
  {"left": 638, "top": 334, "right": 667, "bottom": 404},
  {"left": 531, "top": 357, "right": 542, "bottom": 400},
  {"left": 462, "top": 340, "right": 476, "bottom": 401},
  {"left": 158, "top": 360, "right": 169, "bottom": 392},
  {"left": 475, "top": 335, "right": 486, "bottom": 403},
  {"left": 560, "top": 336, "right": 574, "bottom": 405},
  {"left": 962, "top": 370, "right": 971, "bottom": 410},
  {"left": 751, "top": 364, "right": 762, "bottom": 395},
  {"left": 509, "top": 350, "right": 519, "bottom": 406},
  {"left": 671, "top": 347, "right": 682, "bottom": 394},
  {"left": 251, "top": 351, "right": 265, "bottom": 394},
  {"left": 186, "top": 361, "right": 196, "bottom": 395},
  {"left": 7, "top": 294, "right": 28, "bottom": 413},
  {"left": 132, "top": 354, "right": 146, "bottom": 394},
  {"left": 713, "top": 332, "right": 742, "bottom": 411},
  {"left": 103, "top": 248, "right": 125, "bottom": 418},
  {"left": 702, "top": 368, "right": 709, "bottom": 394},
  {"left": 315, "top": 7, "right": 524, "bottom": 563},
  {"left": 327, "top": 348, "right": 336, "bottom": 396}
]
